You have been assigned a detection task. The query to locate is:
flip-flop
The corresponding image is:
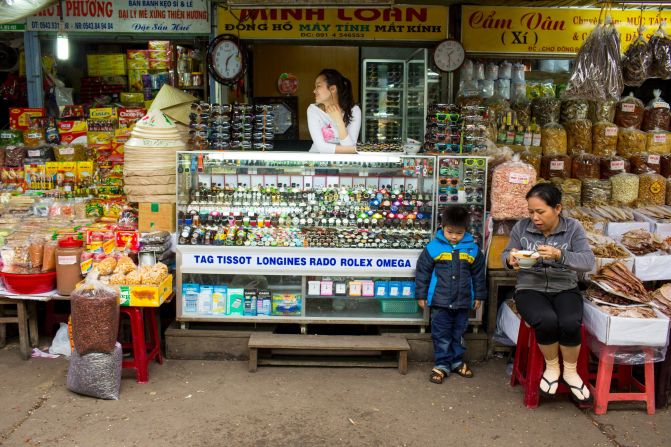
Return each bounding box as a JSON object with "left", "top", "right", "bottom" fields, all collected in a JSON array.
[
  {"left": 452, "top": 362, "right": 474, "bottom": 378},
  {"left": 563, "top": 379, "right": 593, "bottom": 406},
  {"left": 540, "top": 376, "right": 560, "bottom": 397},
  {"left": 430, "top": 368, "right": 448, "bottom": 384}
]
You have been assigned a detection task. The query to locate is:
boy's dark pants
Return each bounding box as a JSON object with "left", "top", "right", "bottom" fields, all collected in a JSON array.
[{"left": 431, "top": 307, "right": 470, "bottom": 372}]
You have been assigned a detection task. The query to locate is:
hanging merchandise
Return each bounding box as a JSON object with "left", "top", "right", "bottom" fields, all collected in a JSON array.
[
  {"left": 616, "top": 127, "right": 647, "bottom": 157},
  {"left": 649, "top": 20, "right": 671, "bottom": 80},
  {"left": 642, "top": 89, "right": 671, "bottom": 132},
  {"left": 490, "top": 155, "right": 537, "bottom": 220},
  {"left": 614, "top": 93, "right": 645, "bottom": 129},
  {"left": 622, "top": 26, "right": 653, "bottom": 87},
  {"left": 564, "top": 16, "right": 623, "bottom": 101}
]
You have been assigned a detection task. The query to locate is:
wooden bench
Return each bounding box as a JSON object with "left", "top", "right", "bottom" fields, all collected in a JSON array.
[
  {"left": 248, "top": 333, "right": 410, "bottom": 374},
  {"left": 0, "top": 297, "right": 39, "bottom": 360}
]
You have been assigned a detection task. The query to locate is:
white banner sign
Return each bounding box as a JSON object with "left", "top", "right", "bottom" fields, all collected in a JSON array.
[
  {"left": 27, "top": 0, "right": 210, "bottom": 34},
  {"left": 178, "top": 246, "right": 420, "bottom": 277}
]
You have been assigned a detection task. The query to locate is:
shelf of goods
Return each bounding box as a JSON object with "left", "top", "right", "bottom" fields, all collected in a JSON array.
[{"left": 175, "top": 152, "right": 438, "bottom": 326}]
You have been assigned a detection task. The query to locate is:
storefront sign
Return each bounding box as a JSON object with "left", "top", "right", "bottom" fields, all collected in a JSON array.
[
  {"left": 27, "top": 0, "right": 210, "bottom": 34},
  {"left": 218, "top": 6, "right": 448, "bottom": 41},
  {"left": 462, "top": 5, "right": 671, "bottom": 55},
  {"left": 0, "top": 23, "right": 26, "bottom": 32}
]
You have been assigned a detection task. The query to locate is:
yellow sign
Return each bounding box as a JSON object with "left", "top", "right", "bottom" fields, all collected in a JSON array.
[
  {"left": 218, "top": 6, "right": 448, "bottom": 41},
  {"left": 462, "top": 6, "right": 671, "bottom": 55}
]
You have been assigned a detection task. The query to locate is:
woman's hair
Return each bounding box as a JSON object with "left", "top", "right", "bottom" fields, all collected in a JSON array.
[
  {"left": 526, "top": 183, "right": 562, "bottom": 208},
  {"left": 319, "top": 68, "right": 355, "bottom": 126}
]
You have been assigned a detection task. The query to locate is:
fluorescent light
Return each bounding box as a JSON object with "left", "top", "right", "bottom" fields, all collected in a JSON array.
[{"left": 56, "top": 33, "right": 69, "bottom": 60}]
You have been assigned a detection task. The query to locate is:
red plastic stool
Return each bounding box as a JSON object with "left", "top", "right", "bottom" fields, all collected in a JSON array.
[
  {"left": 590, "top": 344, "right": 655, "bottom": 415},
  {"left": 119, "top": 307, "right": 163, "bottom": 384},
  {"left": 510, "top": 322, "right": 590, "bottom": 408}
]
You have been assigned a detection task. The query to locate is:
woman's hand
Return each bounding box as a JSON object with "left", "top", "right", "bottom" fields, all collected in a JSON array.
[
  {"left": 537, "top": 245, "right": 561, "bottom": 261},
  {"left": 335, "top": 145, "right": 357, "bottom": 154},
  {"left": 324, "top": 103, "right": 344, "bottom": 125},
  {"left": 507, "top": 249, "right": 520, "bottom": 270}
]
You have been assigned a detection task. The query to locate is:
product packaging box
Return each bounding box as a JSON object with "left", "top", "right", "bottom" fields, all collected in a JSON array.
[
  {"left": 334, "top": 281, "right": 347, "bottom": 295},
  {"left": 128, "top": 70, "right": 148, "bottom": 92},
  {"left": 308, "top": 280, "right": 320, "bottom": 296},
  {"left": 272, "top": 293, "right": 302, "bottom": 316},
  {"left": 57, "top": 120, "right": 88, "bottom": 145},
  {"left": 388, "top": 281, "right": 402, "bottom": 298},
  {"left": 117, "top": 274, "right": 173, "bottom": 307},
  {"left": 197, "top": 286, "right": 213, "bottom": 315},
  {"left": 9, "top": 108, "right": 45, "bottom": 131},
  {"left": 226, "top": 288, "right": 244, "bottom": 316},
  {"left": 243, "top": 289, "right": 257, "bottom": 316},
  {"left": 139, "top": 202, "right": 176, "bottom": 232},
  {"left": 401, "top": 281, "right": 415, "bottom": 298},
  {"left": 374, "top": 281, "right": 389, "bottom": 298},
  {"left": 583, "top": 300, "right": 669, "bottom": 346},
  {"left": 361, "top": 280, "right": 375, "bottom": 297},
  {"left": 87, "top": 54, "right": 127, "bottom": 76},
  {"left": 348, "top": 281, "right": 362, "bottom": 297},
  {"left": 320, "top": 280, "right": 333, "bottom": 296},
  {"left": 212, "top": 286, "right": 227, "bottom": 315},
  {"left": 182, "top": 283, "right": 199, "bottom": 313},
  {"left": 258, "top": 289, "right": 272, "bottom": 316},
  {"left": 127, "top": 50, "right": 150, "bottom": 69}
]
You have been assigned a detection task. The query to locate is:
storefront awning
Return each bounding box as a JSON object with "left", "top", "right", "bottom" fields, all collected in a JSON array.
[{"left": 0, "top": 0, "right": 54, "bottom": 25}]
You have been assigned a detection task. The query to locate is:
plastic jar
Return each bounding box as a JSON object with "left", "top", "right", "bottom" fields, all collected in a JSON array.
[{"left": 56, "top": 237, "right": 84, "bottom": 295}]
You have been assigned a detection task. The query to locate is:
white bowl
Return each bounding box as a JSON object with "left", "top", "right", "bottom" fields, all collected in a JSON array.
[
  {"left": 513, "top": 251, "right": 540, "bottom": 269},
  {"left": 404, "top": 144, "right": 421, "bottom": 155}
]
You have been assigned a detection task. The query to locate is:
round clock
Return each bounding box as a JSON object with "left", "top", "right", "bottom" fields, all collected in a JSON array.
[
  {"left": 206, "top": 34, "right": 247, "bottom": 85},
  {"left": 433, "top": 39, "right": 465, "bottom": 73}
]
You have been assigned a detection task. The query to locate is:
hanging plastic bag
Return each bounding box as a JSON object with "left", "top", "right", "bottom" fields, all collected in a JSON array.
[
  {"left": 67, "top": 342, "right": 122, "bottom": 400},
  {"left": 649, "top": 20, "right": 671, "bottom": 80},
  {"left": 499, "top": 61, "right": 512, "bottom": 80},
  {"left": 622, "top": 27, "right": 652, "bottom": 87},
  {"left": 642, "top": 89, "right": 670, "bottom": 131},
  {"left": 490, "top": 154, "right": 537, "bottom": 220},
  {"left": 459, "top": 59, "right": 474, "bottom": 81},
  {"left": 48, "top": 323, "right": 72, "bottom": 357}
]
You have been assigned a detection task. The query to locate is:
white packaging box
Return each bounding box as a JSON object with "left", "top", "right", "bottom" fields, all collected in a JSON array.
[
  {"left": 499, "top": 301, "right": 521, "bottom": 345},
  {"left": 582, "top": 300, "right": 670, "bottom": 347},
  {"left": 586, "top": 233, "right": 635, "bottom": 279},
  {"left": 632, "top": 254, "right": 671, "bottom": 281},
  {"left": 632, "top": 210, "right": 671, "bottom": 238},
  {"left": 606, "top": 221, "right": 651, "bottom": 240}
]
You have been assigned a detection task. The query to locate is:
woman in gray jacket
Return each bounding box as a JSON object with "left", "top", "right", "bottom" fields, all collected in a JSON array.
[{"left": 502, "top": 183, "right": 595, "bottom": 404}]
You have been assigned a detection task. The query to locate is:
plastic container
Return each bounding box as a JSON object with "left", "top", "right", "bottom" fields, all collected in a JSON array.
[
  {"left": 617, "top": 127, "right": 647, "bottom": 157},
  {"left": 56, "top": 237, "right": 84, "bottom": 295},
  {"left": 1, "top": 271, "right": 57, "bottom": 294}
]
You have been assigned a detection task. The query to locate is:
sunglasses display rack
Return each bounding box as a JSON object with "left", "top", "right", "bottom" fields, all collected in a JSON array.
[
  {"left": 423, "top": 104, "right": 491, "bottom": 155},
  {"left": 175, "top": 151, "right": 436, "bottom": 326}
]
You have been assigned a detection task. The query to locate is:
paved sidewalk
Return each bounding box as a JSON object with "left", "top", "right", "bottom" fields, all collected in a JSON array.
[{"left": 0, "top": 342, "right": 668, "bottom": 447}]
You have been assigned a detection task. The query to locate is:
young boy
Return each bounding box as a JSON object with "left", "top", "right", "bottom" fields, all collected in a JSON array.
[{"left": 415, "top": 206, "right": 486, "bottom": 384}]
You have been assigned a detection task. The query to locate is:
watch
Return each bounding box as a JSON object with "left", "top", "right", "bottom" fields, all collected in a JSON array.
[
  {"left": 207, "top": 34, "right": 247, "bottom": 85},
  {"left": 433, "top": 39, "right": 465, "bottom": 73}
]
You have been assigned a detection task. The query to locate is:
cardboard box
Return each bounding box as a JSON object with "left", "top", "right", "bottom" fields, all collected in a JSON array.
[
  {"left": 139, "top": 203, "right": 176, "bottom": 232},
  {"left": 487, "top": 234, "right": 510, "bottom": 269},
  {"left": 583, "top": 300, "right": 669, "bottom": 347},
  {"left": 632, "top": 254, "right": 671, "bottom": 281},
  {"left": 117, "top": 274, "right": 173, "bottom": 307},
  {"left": 9, "top": 107, "right": 45, "bottom": 130},
  {"left": 87, "top": 54, "right": 127, "bottom": 76},
  {"left": 499, "top": 301, "right": 521, "bottom": 345},
  {"left": 633, "top": 210, "right": 671, "bottom": 238},
  {"left": 272, "top": 293, "right": 301, "bottom": 316}
]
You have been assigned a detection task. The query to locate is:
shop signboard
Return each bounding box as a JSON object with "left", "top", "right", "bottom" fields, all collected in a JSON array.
[
  {"left": 27, "top": 0, "right": 210, "bottom": 34},
  {"left": 462, "top": 5, "right": 671, "bottom": 55},
  {"left": 0, "top": 23, "right": 26, "bottom": 32},
  {"left": 217, "top": 6, "right": 448, "bottom": 41}
]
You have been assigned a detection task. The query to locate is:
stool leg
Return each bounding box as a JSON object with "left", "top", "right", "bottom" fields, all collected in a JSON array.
[
  {"left": 0, "top": 305, "right": 6, "bottom": 349},
  {"left": 511, "top": 324, "right": 528, "bottom": 387},
  {"left": 17, "top": 302, "right": 29, "bottom": 360},
  {"left": 130, "top": 308, "right": 149, "bottom": 383},
  {"left": 28, "top": 302, "right": 38, "bottom": 348},
  {"left": 524, "top": 330, "right": 543, "bottom": 409},
  {"left": 145, "top": 308, "right": 163, "bottom": 364},
  {"left": 594, "top": 347, "right": 615, "bottom": 415},
  {"left": 644, "top": 349, "right": 656, "bottom": 415}
]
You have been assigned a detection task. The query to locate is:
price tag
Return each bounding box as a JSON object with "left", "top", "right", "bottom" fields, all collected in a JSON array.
[
  {"left": 605, "top": 127, "right": 618, "bottom": 137},
  {"left": 648, "top": 154, "right": 661, "bottom": 165},
  {"left": 653, "top": 133, "right": 667, "bottom": 144},
  {"left": 621, "top": 103, "right": 636, "bottom": 113},
  {"left": 59, "top": 147, "right": 75, "bottom": 155},
  {"left": 27, "top": 150, "right": 40, "bottom": 157},
  {"left": 550, "top": 160, "right": 565, "bottom": 170},
  {"left": 610, "top": 160, "right": 625, "bottom": 170},
  {"left": 509, "top": 172, "right": 530, "bottom": 184}
]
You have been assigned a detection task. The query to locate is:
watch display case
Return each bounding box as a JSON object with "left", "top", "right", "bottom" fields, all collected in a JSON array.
[{"left": 175, "top": 151, "right": 435, "bottom": 326}]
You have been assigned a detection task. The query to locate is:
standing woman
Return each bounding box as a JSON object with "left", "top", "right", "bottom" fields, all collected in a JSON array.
[
  {"left": 502, "top": 183, "right": 595, "bottom": 404},
  {"left": 308, "top": 69, "right": 361, "bottom": 154}
]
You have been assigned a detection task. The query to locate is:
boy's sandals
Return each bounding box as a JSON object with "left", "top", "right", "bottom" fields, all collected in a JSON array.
[
  {"left": 429, "top": 368, "right": 448, "bottom": 384},
  {"left": 452, "top": 362, "right": 474, "bottom": 378}
]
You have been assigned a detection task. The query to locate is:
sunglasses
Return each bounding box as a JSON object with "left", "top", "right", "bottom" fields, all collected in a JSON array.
[{"left": 435, "top": 113, "right": 461, "bottom": 123}]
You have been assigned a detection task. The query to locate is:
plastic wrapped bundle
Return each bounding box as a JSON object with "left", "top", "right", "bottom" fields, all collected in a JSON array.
[
  {"left": 589, "top": 99, "right": 617, "bottom": 123},
  {"left": 622, "top": 30, "right": 652, "bottom": 87},
  {"left": 561, "top": 99, "right": 589, "bottom": 123},
  {"left": 560, "top": 178, "right": 582, "bottom": 208},
  {"left": 661, "top": 154, "right": 671, "bottom": 177},
  {"left": 610, "top": 173, "right": 639, "bottom": 205},
  {"left": 646, "top": 130, "right": 670, "bottom": 154},
  {"left": 67, "top": 343, "right": 122, "bottom": 400},
  {"left": 667, "top": 179, "right": 671, "bottom": 206},
  {"left": 520, "top": 149, "right": 541, "bottom": 176},
  {"left": 630, "top": 153, "right": 661, "bottom": 175},
  {"left": 614, "top": 93, "right": 645, "bottom": 129},
  {"left": 572, "top": 153, "right": 600, "bottom": 179},
  {"left": 616, "top": 127, "right": 647, "bottom": 157},
  {"left": 600, "top": 156, "right": 630, "bottom": 179},
  {"left": 71, "top": 275, "right": 120, "bottom": 355},
  {"left": 532, "top": 96, "right": 561, "bottom": 127},
  {"left": 541, "top": 122, "right": 567, "bottom": 155},
  {"left": 511, "top": 95, "right": 531, "bottom": 127},
  {"left": 649, "top": 23, "right": 671, "bottom": 80},
  {"left": 639, "top": 171, "right": 666, "bottom": 205},
  {"left": 490, "top": 156, "right": 537, "bottom": 220},
  {"left": 565, "top": 119, "right": 593, "bottom": 155},
  {"left": 642, "top": 90, "right": 670, "bottom": 132},
  {"left": 581, "top": 179, "right": 612, "bottom": 206},
  {"left": 592, "top": 121, "right": 619, "bottom": 157},
  {"left": 541, "top": 154, "right": 571, "bottom": 179}
]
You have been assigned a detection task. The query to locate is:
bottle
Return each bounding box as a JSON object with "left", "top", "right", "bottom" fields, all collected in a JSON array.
[
  {"left": 505, "top": 114, "right": 515, "bottom": 145},
  {"left": 531, "top": 118, "right": 542, "bottom": 147},
  {"left": 523, "top": 123, "right": 533, "bottom": 147},
  {"left": 513, "top": 119, "right": 524, "bottom": 145},
  {"left": 496, "top": 117, "right": 507, "bottom": 144}
]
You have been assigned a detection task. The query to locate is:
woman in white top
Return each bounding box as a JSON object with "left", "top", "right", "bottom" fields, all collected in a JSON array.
[{"left": 308, "top": 69, "right": 361, "bottom": 154}]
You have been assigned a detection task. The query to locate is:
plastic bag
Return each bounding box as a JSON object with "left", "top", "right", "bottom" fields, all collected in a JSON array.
[
  {"left": 541, "top": 154, "right": 571, "bottom": 179},
  {"left": 572, "top": 153, "right": 600, "bottom": 179},
  {"left": 486, "top": 62, "right": 499, "bottom": 81},
  {"left": 649, "top": 21, "right": 671, "bottom": 80},
  {"left": 588, "top": 334, "right": 668, "bottom": 365},
  {"left": 499, "top": 61, "right": 512, "bottom": 80},
  {"left": 630, "top": 153, "right": 661, "bottom": 175},
  {"left": 646, "top": 130, "right": 670, "bottom": 154},
  {"left": 70, "top": 272, "right": 120, "bottom": 355},
  {"left": 541, "top": 122, "right": 567, "bottom": 156},
  {"left": 459, "top": 59, "right": 474, "bottom": 81},
  {"left": 615, "top": 93, "right": 645, "bottom": 129},
  {"left": 511, "top": 63, "right": 525, "bottom": 83},
  {"left": 48, "top": 323, "right": 72, "bottom": 357},
  {"left": 610, "top": 173, "right": 639, "bottom": 205},
  {"left": 590, "top": 99, "right": 617, "bottom": 123},
  {"left": 600, "top": 155, "right": 630, "bottom": 179},
  {"left": 67, "top": 342, "right": 122, "bottom": 400},
  {"left": 473, "top": 61, "right": 485, "bottom": 81},
  {"left": 638, "top": 171, "right": 666, "bottom": 204},
  {"left": 511, "top": 93, "right": 531, "bottom": 127},
  {"left": 561, "top": 99, "right": 589, "bottom": 122},
  {"left": 565, "top": 119, "right": 593, "bottom": 155},
  {"left": 496, "top": 79, "right": 511, "bottom": 100},
  {"left": 520, "top": 149, "right": 541, "bottom": 176},
  {"left": 616, "top": 127, "right": 647, "bottom": 157},
  {"left": 642, "top": 89, "right": 671, "bottom": 131},
  {"left": 661, "top": 154, "right": 671, "bottom": 177},
  {"left": 581, "top": 179, "right": 612, "bottom": 206},
  {"left": 622, "top": 29, "right": 652, "bottom": 87},
  {"left": 564, "top": 19, "right": 623, "bottom": 101},
  {"left": 490, "top": 155, "right": 537, "bottom": 220},
  {"left": 532, "top": 96, "right": 561, "bottom": 127},
  {"left": 592, "top": 121, "right": 619, "bottom": 157},
  {"left": 558, "top": 178, "right": 582, "bottom": 208}
]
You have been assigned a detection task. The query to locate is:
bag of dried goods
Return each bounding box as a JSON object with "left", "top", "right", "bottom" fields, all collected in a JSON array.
[
  {"left": 561, "top": 99, "right": 589, "bottom": 123},
  {"left": 532, "top": 96, "right": 561, "bottom": 127},
  {"left": 67, "top": 342, "right": 122, "bottom": 400},
  {"left": 646, "top": 130, "right": 670, "bottom": 154},
  {"left": 630, "top": 153, "right": 662, "bottom": 174},
  {"left": 4, "top": 145, "right": 26, "bottom": 167},
  {"left": 520, "top": 149, "right": 541, "bottom": 176},
  {"left": 639, "top": 171, "right": 667, "bottom": 205},
  {"left": 661, "top": 154, "right": 671, "bottom": 177},
  {"left": 592, "top": 121, "right": 619, "bottom": 157},
  {"left": 541, "top": 154, "right": 571, "bottom": 179},
  {"left": 560, "top": 178, "right": 582, "bottom": 208},
  {"left": 499, "top": 60, "right": 512, "bottom": 80},
  {"left": 572, "top": 153, "right": 600, "bottom": 179},
  {"left": 667, "top": 178, "right": 671, "bottom": 205},
  {"left": 622, "top": 28, "right": 653, "bottom": 87},
  {"left": 589, "top": 99, "right": 617, "bottom": 123},
  {"left": 490, "top": 155, "right": 537, "bottom": 220},
  {"left": 581, "top": 179, "right": 612, "bottom": 206},
  {"left": 511, "top": 90, "right": 531, "bottom": 127},
  {"left": 565, "top": 119, "right": 593, "bottom": 155},
  {"left": 649, "top": 22, "right": 671, "bottom": 79},
  {"left": 70, "top": 272, "right": 120, "bottom": 355},
  {"left": 600, "top": 156, "right": 630, "bottom": 179},
  {"left": 616, "top": 127, "right": 647, "bottom": 157},
  {"left": 642, "top": 89, "right": 670, "bottom": 131},
  {"left": 610, "top": 173, "right": 639, "bottom": 205},
  {"left": 541, "top": 122, "right": 567, "bottom": 156},
  {"left": 614, "top": 93, "right": 645, "bottom": 129}
]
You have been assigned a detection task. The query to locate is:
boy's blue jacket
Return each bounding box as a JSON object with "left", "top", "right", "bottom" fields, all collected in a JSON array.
[{"left": 415, "top": 231, "right": 486, "bottom": 309}]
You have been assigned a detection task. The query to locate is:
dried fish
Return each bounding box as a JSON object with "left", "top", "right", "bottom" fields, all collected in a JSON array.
[
  {"left": 591, "top": 261, "right": 651, "bottom": 303},
  {"left": 621, "top": 229, "right": 670, "bottom": 256}
]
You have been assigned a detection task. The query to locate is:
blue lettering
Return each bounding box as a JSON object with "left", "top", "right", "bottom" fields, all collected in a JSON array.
[
  {"left": 375, "top": 259, "right": 412, "bottom": 268},
  {"left": 309, "top": 257, "right": 336, "bottom": 266},
  {"left": 340, "top": 258, "right": 373, "bottom": 267}
]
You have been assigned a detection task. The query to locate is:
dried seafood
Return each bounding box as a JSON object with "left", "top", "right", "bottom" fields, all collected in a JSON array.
[
  {"left": 651, "top": 284, "right": 671, "bottom": 317},
  {"left": 587, "top": 286, "right": 656, "bottom": 318},
  {"left": 586, "top": 233, "right": 631, "bottom": 258},
  {"left": 591, "top": 261, "right": 651, "bottom": 303},
  {"left": 588, "top": 205, "right": 634, "bottom": 222},
  {"left": 635, "top": 205, "right": 671, "bottom": 223},
  {"left": 621, "top": 229, "right": 670, "bottom": 255},
  {"left": 600, "top": 306, "right": 657, "bottom": 318}
]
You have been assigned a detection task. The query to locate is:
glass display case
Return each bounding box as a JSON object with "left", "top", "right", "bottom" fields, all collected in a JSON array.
[
  {"left": 362, "top": 53, "right": 428, "bottom": 144},
  {"left": 175, "top": 151, "right": 435, "bottom": 327}
]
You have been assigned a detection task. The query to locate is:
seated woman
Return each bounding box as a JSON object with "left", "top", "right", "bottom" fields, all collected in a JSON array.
[
  {"left": 307, "top": 68, "right": 361, "bottom": 154},
  {"left": 502, "top": 183, "right": 595, "bottom": 404}
]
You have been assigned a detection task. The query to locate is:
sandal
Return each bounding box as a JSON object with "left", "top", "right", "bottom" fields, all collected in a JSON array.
[
  {"left": 430, "top": 368, "right": 448, "bottom": 384},
  {"left": 452, "top": 362, "right": 474, "bottom": 378},
  {"left": 563, "top": 379, "right": 593, "bottom": 406},
  {"left": 540, "top": 375, "right": 560, "bottom": 397}
]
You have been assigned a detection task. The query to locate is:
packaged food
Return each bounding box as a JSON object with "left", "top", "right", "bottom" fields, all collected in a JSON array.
[
  {"left": 616, "top": 127, "right": 647, "bottom": 157},
  {"left": 667, "top": 178, "right": 671, "bottom": 205},
  {"left": 485, "top": 62, "right": 499, "bottom": 81},
  {"left": 630, "top": 153, "right": 662, "bottom": 175},
  {"left": 511, "top": 95, "right": 531, "bottom": 127},
  {"left": 42, "top": 240, "right": 57, "bottom": 272},
  {"left": 610, "top": 173, "right": 639, "bottom": 205},
  {"left": 642, "top": 89, "right": 670, "bottom": 131},
  {"left": 589, "top": 99, "right": 617, "bottom": 123},
  {"left": 473, "top": 61, "right": 485, "bottom": 81},
  {"left": 499, "top": 61, "right": 512, "bottom": 80},
  {"left": 541, "top": 154, "right": 571, "bottom": 179},
  {"left": 29, "top": 237, "right": 45, "bottom": 269},
  {"left": 622, "top": 30, "right": 653, "bottom": 87},
  {"left": 581, "top": 179, "right": 612, "bottom": 206},
  {"left": 512, "top": 63, "right": 525, "bottom": 83},
  {"left": 646, "top": 130, "right": 670, "bottom": 154},
  {"left": 560, "top": 178, "right": 582, "bottom": 208},
  {"left": 490, "top": 156, "right": 537, "bottom": 220},
  {"left": 70, "top": 274, "right": 120, "bottom": 355},
  {"left": 638, "top": 172, "right": 667, "bottom": 205},
  {"left": 561, "top": 99, "right": 589, "bottom": 123},
  {"left": 532, "top": 96, "right": 561, "bottom": 127},
  {"left": 4, "top": 145, "right": 26, "bottom": 167},
  {"left": 571, "top": 153, "right": 600, "bottom": 179},
  {"left": 661, "top": 154, "right": 671, "bottom": 178},
  {"left": 565, "top": 119, "right": 592, "bottom": 155},
  {"left": 520, "top": 149, "right": 541, "bottom": 176},
  {"left": 614, "top": 93, "right": 645, "bottom": 129},
  {"left": 600, "top": 155, "right": 630, "bottom": 179},
  {"left": 0, "top": 129, "right": 23, "bottom": 146},
  {"left": 592, "top": 121, "right": 619, "bottom": 157},
  {"left": 541, "top": 122, "right": 567, "bottom": 156},
  {"left": 649, "top": 25, "right": 671, "bottom": 80},
  {"left": 54, "top": 144, "right": 87, "bottom": 162}
]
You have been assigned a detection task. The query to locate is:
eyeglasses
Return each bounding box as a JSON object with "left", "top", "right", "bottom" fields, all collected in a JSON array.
[
  {"left": 434, "top": 113, "right": 461, "bottom": 123},
  {"left": 464, "top": 158, "right": 486, "bottom": 167}
]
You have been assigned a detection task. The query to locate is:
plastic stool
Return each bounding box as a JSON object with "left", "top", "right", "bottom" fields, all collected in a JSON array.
[
  {"left": 510, "top": 322, "right": 589, "bottom": 408},
  {"left": 591, "top": 345, "right": 655, "bottom": 415},
  {"left": 119, "top": 307, "right": 163, "bottom": 384}
]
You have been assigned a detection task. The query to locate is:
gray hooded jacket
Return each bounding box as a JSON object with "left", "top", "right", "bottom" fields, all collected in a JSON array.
[{"left": 501, "top": 216, "right": 595, "bottom": 293}]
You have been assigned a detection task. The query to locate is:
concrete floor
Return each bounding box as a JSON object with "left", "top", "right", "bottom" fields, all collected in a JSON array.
[{"left": 0, "top": 340, "right": 669, "bottom": 447}]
